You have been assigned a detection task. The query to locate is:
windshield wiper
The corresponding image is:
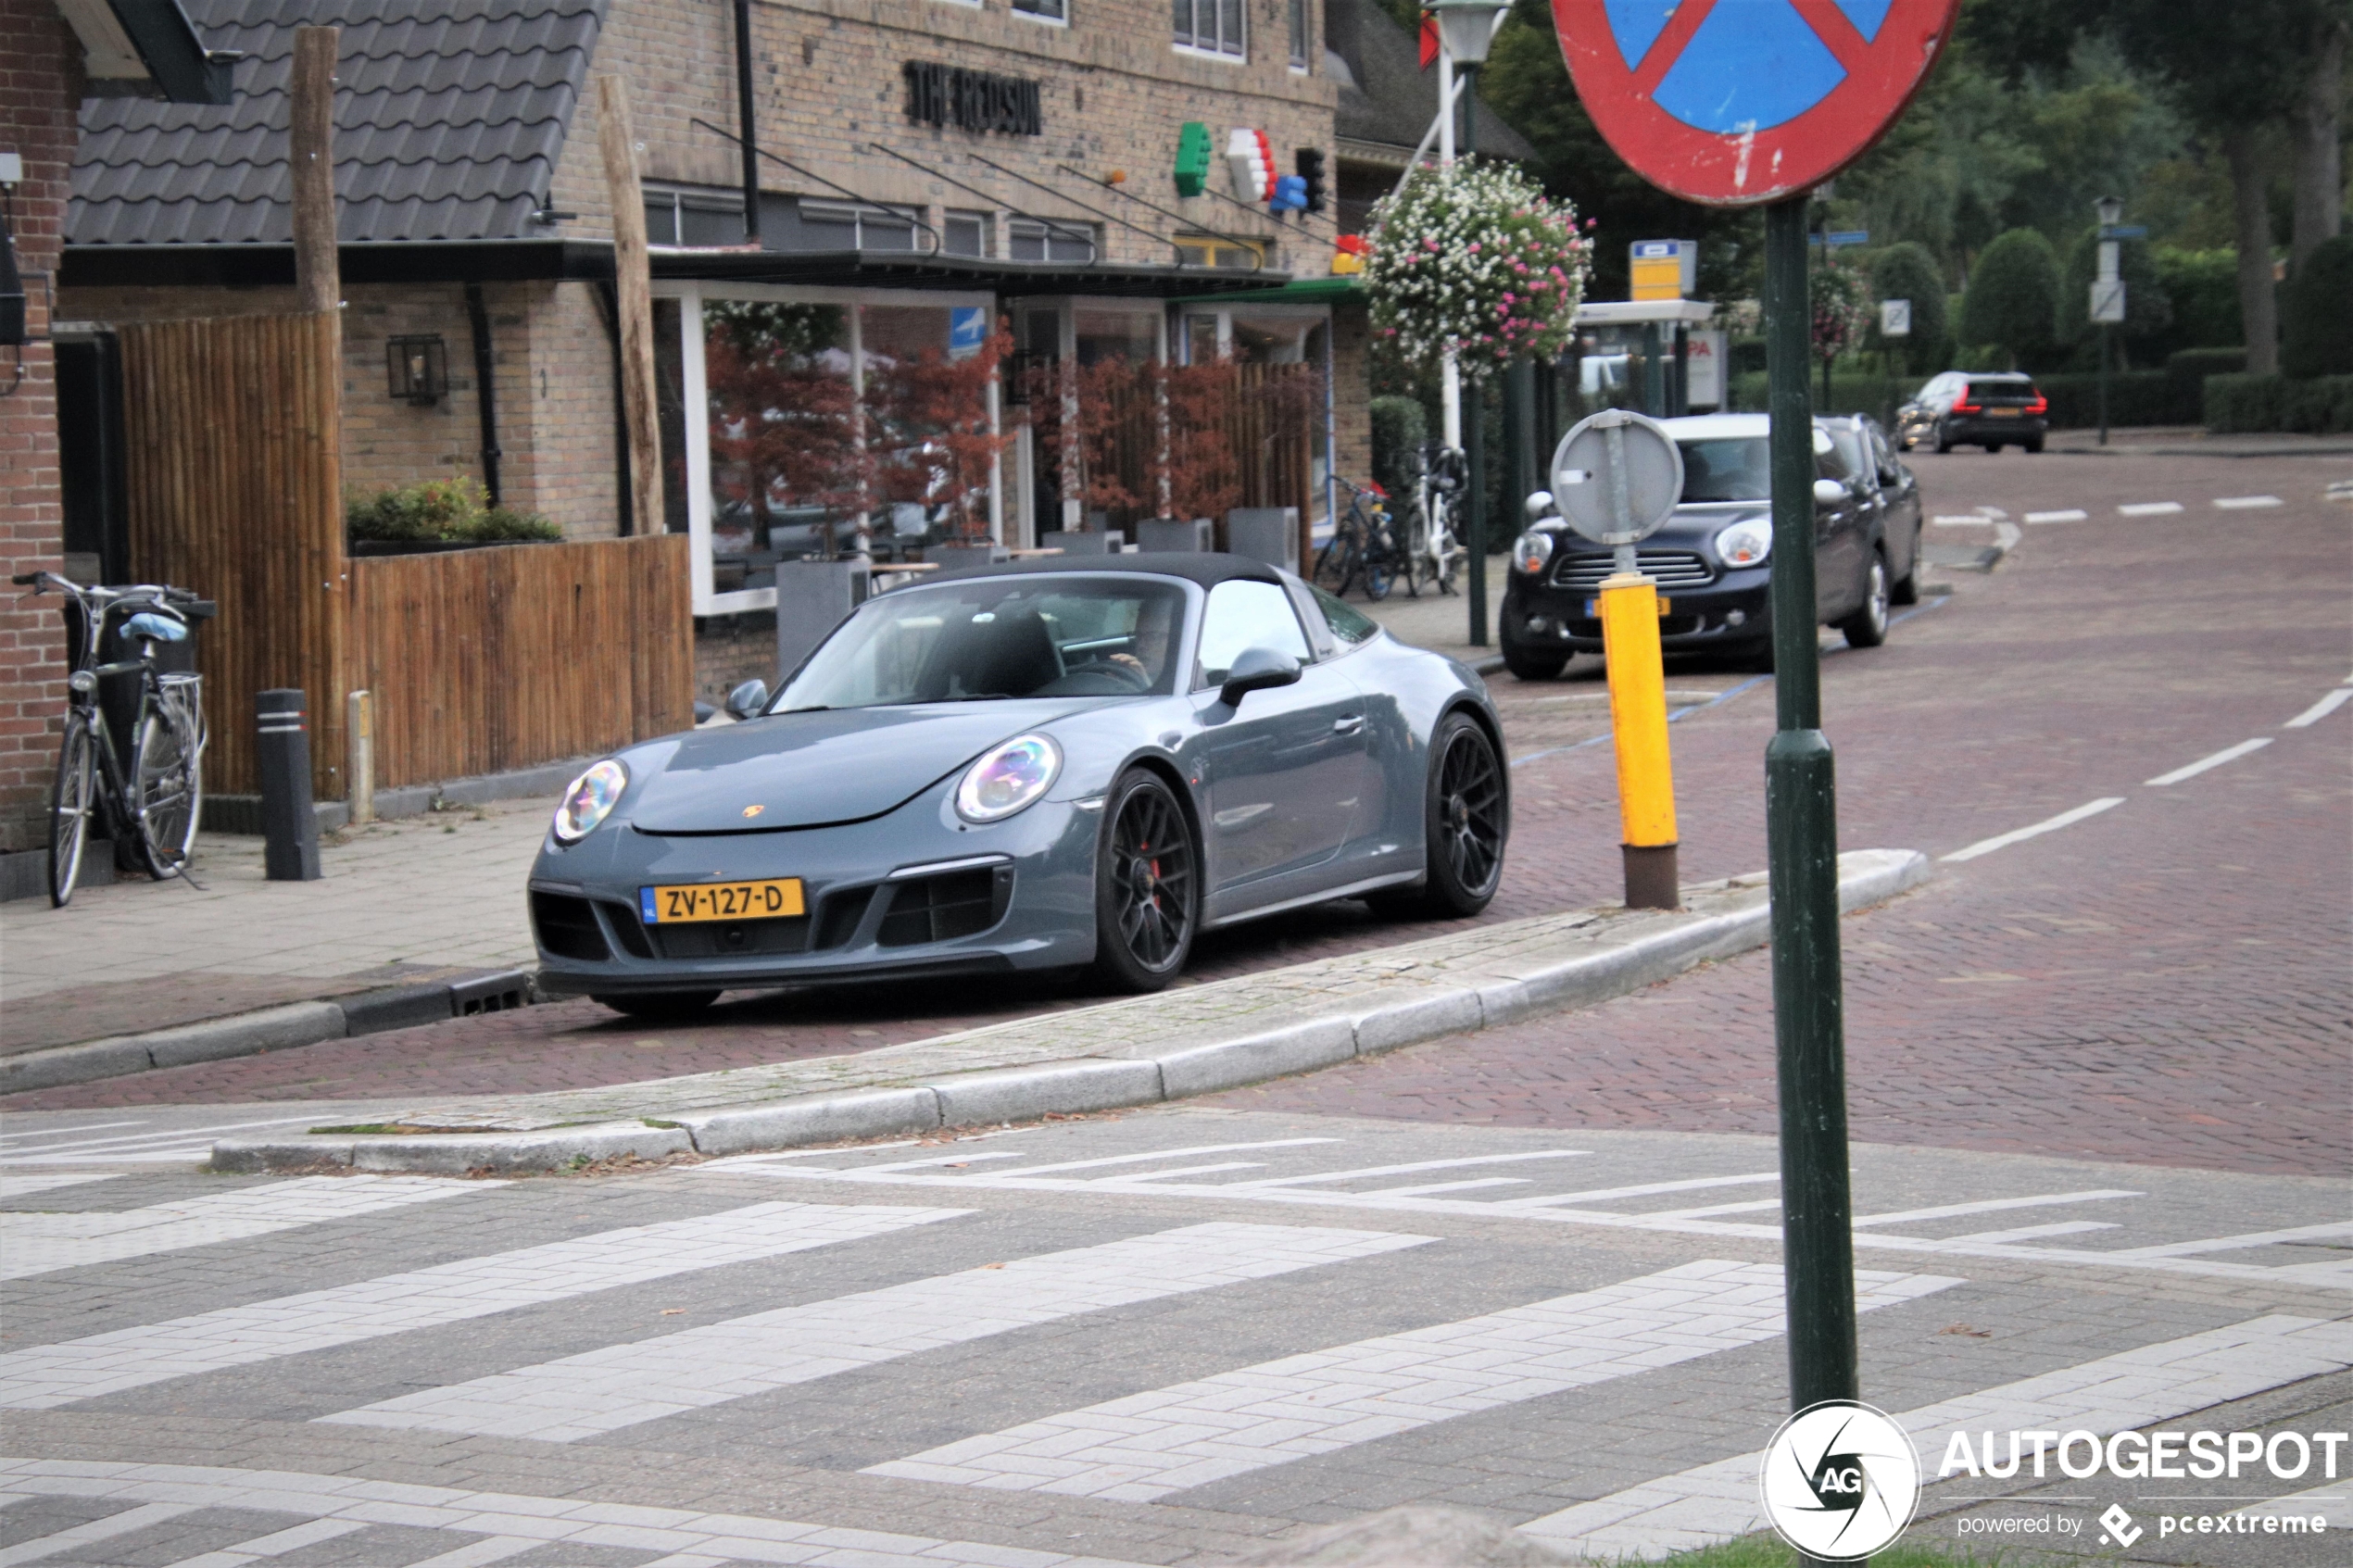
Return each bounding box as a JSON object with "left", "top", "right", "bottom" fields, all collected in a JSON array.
[{"left": 779, "top": 705, "right": 833, "bottom": 714}]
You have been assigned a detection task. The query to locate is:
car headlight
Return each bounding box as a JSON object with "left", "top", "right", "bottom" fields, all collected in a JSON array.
[
  {"left": 1511, "top": 530, "right": 1554, "bottom": 575},
  {"left": 552, "top": 759, "right": 627, "bottom": 845},
  {"left": 1714, "top": 519, "right": 1773, "bottom": 569},
  {"left": 956, "top": 734, "right": 1062, "bottom": 823}
]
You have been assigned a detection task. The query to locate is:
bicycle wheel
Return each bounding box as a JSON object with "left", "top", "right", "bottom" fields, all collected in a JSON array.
[
  {"left": 132, "top": 696, "right": 202, "bottom": 879},
  {"left": 47, "top": 709, "right": 96, "bottom": 908},
  {"left": 1401, "top": 505, "right": 1430, "bottom": 598},
  {"left": 1365, "top": 553, "right": 1393, "bottom": 601}
]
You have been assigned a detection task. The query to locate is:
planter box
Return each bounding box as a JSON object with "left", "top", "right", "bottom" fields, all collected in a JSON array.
[
  {"left": 1038, "top": 530, "right": 1123, "bottom": 556},
  {"left": 1225, "top": 508, "right": 1299, "bottom": 571},
  {"left": 1136, "top": 518, "right": 1213, "bottom": 553},
  {"left": 775, "top": 558, "right": 870, "bottom": 684}
]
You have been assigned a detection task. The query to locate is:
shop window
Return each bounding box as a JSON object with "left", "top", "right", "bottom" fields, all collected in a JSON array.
[
  {"left": 1173, "top": 233, "right": 1265, "bottom": 270},
  {"left": 645, "top": 187, "right": 746, "bottom": 247},
  {"left": 1288, "top": 0, "right": 1308, "bottom": 68},
  {"left": 1013, "top": 0, "right": 1067, "bottom": 20},
  {"left": 1174, "top": 0, "right": 1244, "bottom": 58},
  {"left": 943, "top": 210, "right": 989, "bottom": 257},
  {"left": 1009, "top": 218, "right": 1097, "bottom": 263},
  {"left": 1075, "top": 309, "right": 1157, "bottom": 368}
]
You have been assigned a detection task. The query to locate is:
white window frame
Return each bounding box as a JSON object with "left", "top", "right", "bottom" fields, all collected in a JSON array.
[
  {"left": 1288, "top": 0, "right": 1310, "bottom": 69},
  {"left": 661, "top": 280, "right": 1000, "bottom": 616},
  {"left": 1173, "top": 0, "right": 1246, "bottom": 60}
]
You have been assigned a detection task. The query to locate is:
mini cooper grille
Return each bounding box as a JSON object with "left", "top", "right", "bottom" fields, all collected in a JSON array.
[
  {"left": 531, "top": 892, "right": 610, "bottom": 963},
  {"left": 1550, "top": 549, "right": 1716, "bottom": 591},
  {"left": 878, "top": 866, "right": 1011, "bottom": 947}
]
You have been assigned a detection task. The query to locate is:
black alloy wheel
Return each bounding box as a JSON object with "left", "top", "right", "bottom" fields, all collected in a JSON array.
[
  {"left": 1891, "top": 522, "right": 1922, "bottom": 606},
  {"left": 1378, "top": 712, "right": 1506, "bottom": 919},
  {"left": 1503, "top": 644, "right": 1567, "bottom": 681},
  {"left": 1092, "top": 770, "right": 1197, "bottom": 991},
  {"left": 596, "top": 990, "right": 721, "bottom": 1022}
]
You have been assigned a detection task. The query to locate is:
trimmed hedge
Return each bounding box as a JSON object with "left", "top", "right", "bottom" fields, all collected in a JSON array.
[
  {"left": 2034, "top": 371, "right": 2200, "bottom": 430},
  {"left": 2205, "top": 374, "right": 2353, "bottom": 434}
]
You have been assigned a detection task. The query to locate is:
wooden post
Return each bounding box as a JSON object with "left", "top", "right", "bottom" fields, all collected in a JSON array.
[
  {"left": 599, "top": 75, "right": 665, "bottom": 538},
  {"left": 289, "top": 27, "right": 340, "bottom": 317}
]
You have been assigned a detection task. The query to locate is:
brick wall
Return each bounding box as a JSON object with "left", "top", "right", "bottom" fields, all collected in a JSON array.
[
  {"left": 0, "top": 0, "right": 78, "bottom": 854},
  {"left": 1331, "top": 302, "right": 1370, "bottom": 490},
  {"left": 58, "top": 280, "right": 625, "bottom": 539}
]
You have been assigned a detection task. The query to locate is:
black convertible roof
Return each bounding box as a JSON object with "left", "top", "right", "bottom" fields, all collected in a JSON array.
[{"left": 923, "top": 552, "right": 1288, "bottom": 588}]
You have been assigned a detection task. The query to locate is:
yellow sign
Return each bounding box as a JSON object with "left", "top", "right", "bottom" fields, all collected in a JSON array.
[
  {"left": 1630, "top": 257, "right": 1684, "bottom": 301},
  {"left": 644, "top": 878, "right": 806, "bottom": 923}
]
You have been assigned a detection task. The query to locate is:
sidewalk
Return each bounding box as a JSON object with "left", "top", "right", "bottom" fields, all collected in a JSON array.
[
  {"left": 1352, "top": 558, "right": 1513, "bottom": 668},
  {"left": 0, "top": 801, "right": 547, "bottom": 1052}
]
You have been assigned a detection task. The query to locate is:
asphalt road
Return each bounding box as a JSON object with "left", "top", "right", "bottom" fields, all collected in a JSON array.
[{"left": 2, "top": 442, "right": 2347, "bottom": 1568}]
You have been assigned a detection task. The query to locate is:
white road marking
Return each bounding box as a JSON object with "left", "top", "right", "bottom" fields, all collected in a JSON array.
[
  {"left": 2118, "top": 501, "right": 2183, "bottom": 516},
  {"left": 741, "top": 1161, "right": 2315, "bottom": 1284},
  {"left": 867, "top": 1261, "right": 1957, "bottom": 1501},
  {"left": 1224, "top": 1151, "right": 1588, "bottom": 1190},
  {"left": 316, "top": 1223, "right": 1429, "bottom": 1443},
  {"left": 1851, "top": 1190, "right": 2141, "bottom": 1228},
  {"left": 1641, "top": 1198, "right": 1783, "bottom": 1220},
  {"left": 1364, "top": 1177, "right": 1533, "bottom": 1198},
  {"left": 2236, "top": 1482, "right": 2347, "bottom": 1521},
  {"left": 1497, "top": 1173, "right": 1781, "bottom": 1210},
  {"left": 0, "top": 1201, "right": 962, "bottom": 1410},
  {"left": 979, "top": 1139, "right": 1342, "bottom": 1179},
  {"left": 1519, "top": 1315, "right": 2353, "bottom": 1561},
  {"left": 2285, "top": 687, "right": 2353, "bottom": 727},
  {"left": 2024, "top": 509, "right": 2088, "bottom": 523},
  {"left": 154, "top": 1517, "right": 369, "bottom": 1568},
  {"left": 0, "top": 1174, "right": 119, "bottom": 1201},
  {"left": 2145, "top": 737, "right": 2271, "bottom": 786},
  {"left": 0, "top": 1176, "right": 483, "bottom": 1280},
  {"left": 1943, "top": 1220, "right": 2120, "bottom": 1245},
  {"left": 2214, "top": 495, "right": 2284, "bottom": 509},
  {"left": 0, "top": 1501, "right": 197, "bottom": 1566},
  {"left": 1941, "top": 798, "right": 2125, "bottom": 862},
  {"left": 0, "top": 1121, "right": 147, "bottom": 1145},
  {"left": 371, "top": 1539, "right": 545, "bottom": 1568},
  {"left": 0, "top": 1115, "right": 337, "bottom": 1166},
  {"left": 2102, "top": 1219, "right": 2353, "bottom": 1260},
  {"left": 1931, "top": 515, "right": 1992, "bottom": 526},
  {"left": 1112, "top": 1161, "right": 1268, "bottom": 1182},
  {"left": 1974, "top": 506, "right": 2008, "bottom": 519},
  {"left": 0, "top": 1462, "right": 1149, "bottom": 1568}
]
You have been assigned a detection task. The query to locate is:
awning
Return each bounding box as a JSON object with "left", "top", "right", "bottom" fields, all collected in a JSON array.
[
  {"left": 1168, "top": 276, "right": 1365, "bottom": 306},
  {"left": 650, "top": 247, "right": 1296, "bottom": 300}
]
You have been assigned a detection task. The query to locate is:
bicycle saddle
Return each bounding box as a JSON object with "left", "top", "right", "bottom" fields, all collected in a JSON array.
[{"left": 124, "top": 611, "right": 189, "bottom": 643}]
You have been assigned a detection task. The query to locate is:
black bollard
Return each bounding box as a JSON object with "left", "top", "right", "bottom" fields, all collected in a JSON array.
[{"left": 257, "top": 688, "right": 321, "bottom": 881}]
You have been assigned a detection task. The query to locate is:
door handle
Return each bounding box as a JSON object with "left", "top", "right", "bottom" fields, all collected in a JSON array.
[{"left": 1333, "top": 714, "right": 1365, "bottom": 735}]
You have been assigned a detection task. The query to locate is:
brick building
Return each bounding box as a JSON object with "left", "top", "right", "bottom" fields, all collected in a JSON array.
[
  {"left": 40, "top": 0, "right": 1526, "bottom": 767},
  {"left": 0, "top": 0, "right": 229, "bottom": 865}
]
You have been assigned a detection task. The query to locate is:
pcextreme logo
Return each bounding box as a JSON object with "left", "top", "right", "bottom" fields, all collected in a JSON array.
[{"left": 1760, "top": 1401, "right": 1922, "bottom": 1561}]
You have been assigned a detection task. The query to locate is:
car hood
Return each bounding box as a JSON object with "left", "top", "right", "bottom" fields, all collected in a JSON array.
[{"left": 628, "top": 700, "right": 1103, "bottom": 833}]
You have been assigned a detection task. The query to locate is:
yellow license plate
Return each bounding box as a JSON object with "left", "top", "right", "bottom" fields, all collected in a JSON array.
[
  {"left": 1988, "top": 408, "right": 2020, "bottom": 417},
  {"left": 640, "top": 878, "right": 804, "bottom": 924}
]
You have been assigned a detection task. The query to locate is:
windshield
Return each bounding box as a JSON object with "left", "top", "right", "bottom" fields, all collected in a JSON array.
[
  {"left": 1676, "top": 437, "right": 1770, "bottom": 502},
  {"left": 775, "top": 577, "right": 1188, "bottom": 710}
]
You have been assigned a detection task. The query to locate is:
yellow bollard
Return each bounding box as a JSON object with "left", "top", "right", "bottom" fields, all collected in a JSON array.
[{"left": 1598, "top": 571, "right": 1680, "bottom": 909}]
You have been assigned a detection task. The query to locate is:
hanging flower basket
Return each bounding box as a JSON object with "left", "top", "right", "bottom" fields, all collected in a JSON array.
[{"left": 1363, "top": 160, "right": 1593, "bottom": 380}]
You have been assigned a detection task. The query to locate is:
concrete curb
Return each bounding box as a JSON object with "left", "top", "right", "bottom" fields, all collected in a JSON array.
[
  {"left": 212, "top": 850, "right": 1931, "bottom": 1174},
  {"left": 2, "top": 970, "right": 535, "bottom": 1096}
]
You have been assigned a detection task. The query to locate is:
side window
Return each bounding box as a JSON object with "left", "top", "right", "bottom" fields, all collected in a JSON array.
[
  {"left": 1310, "top": 583, "right": 1378, "bottom": 646},
  {"left": 1869, "top": 428, "right": 1901, "bottom": 486},
  {"left": 1196, "top": 580, "right": 1311, "bottom": 687}
]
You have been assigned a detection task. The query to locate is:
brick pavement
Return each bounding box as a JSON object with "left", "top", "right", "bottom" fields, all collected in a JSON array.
[{"left": 1205, "top": 447, "right": 2353, "bottom": 1178}]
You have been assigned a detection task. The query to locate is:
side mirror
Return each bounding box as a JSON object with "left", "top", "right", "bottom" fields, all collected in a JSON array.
[
  {"left": 1812, "top": 478, "right": 1850, "bottom": 508},
  {"left": 1524, "top": 490, "right": 1555, "bottom": 521},
  {"left": 1218, "top": 646, "right": 1303, "bottom": 707},
  {"left": 724, "top": 678, "right": 770, "bottom": 721}
]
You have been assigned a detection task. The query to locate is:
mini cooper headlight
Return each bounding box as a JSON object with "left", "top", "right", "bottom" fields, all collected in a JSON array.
[
  {"left": 552, "top": 759, "right": 627, "bottom": 844},
  {"left": 956, "top": 734, "right": 1062, "bottom": 823},
  {"left": 1511, "top": 530, "right": 1554, "bottom": 574},
  {"left": 1714, "top": 518, "right": 1773, "bottom": 569}
]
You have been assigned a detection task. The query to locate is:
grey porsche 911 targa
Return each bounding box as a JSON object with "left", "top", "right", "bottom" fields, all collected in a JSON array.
[{"left": 528, "top": 554, "right": 1508, "bottom": 1020}]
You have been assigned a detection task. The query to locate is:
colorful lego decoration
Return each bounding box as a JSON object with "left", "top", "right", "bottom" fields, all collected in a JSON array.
[{"left": 1174, "top": 121, "right": 1212, "bottom": 197}]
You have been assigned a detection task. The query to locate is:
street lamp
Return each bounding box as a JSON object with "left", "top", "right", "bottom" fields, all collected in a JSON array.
[
  {"left": 1427, "top": 0, "right": 1512, "bottom": 646},
  {"left": 2095, "top": 194, "right": 2125, "bottom": 229}
]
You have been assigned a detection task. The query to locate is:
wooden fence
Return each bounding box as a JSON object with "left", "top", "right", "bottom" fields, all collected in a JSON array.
[
  {"left": 120, "top": 312, "right": 346, "bottom": 797},
  {"left": 119, "top": 311, "right": 693, "bottom": 800},
  {"left": 351, "top": 535, "right": 693, "bottom": 790}
]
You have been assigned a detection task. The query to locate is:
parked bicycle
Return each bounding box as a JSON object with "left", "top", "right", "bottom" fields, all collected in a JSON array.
[
  {"left": 1314, "top": 478, "right": 1404, "bottom": 601},
  {"left": 13, "top": 571, "right": 212, "bottom": 907},
  {"left": 1400, "top": 441, "right": 1468, "bottom": 598}
]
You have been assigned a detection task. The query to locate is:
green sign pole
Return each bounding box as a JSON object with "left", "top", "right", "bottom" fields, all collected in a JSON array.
[{"left": 1762, "top": 194, "right": 1858, "bottom": 1434}]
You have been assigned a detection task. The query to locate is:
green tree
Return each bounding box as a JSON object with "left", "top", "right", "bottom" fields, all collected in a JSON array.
[
  {"left": 2152, "top": 248, "right": 2245, "bottom": 353},
  {"left": 2058, "top": 229, "right": 2171, "bottom": 368},
  {"left": 2281, "top": 236, "right": 2353, "bottom": 377},
  {"left": 1960, "top": 229, "right": 2063, "bottom": 368},
  {"left": 1867, "top": 244, "right": 1951, "bottom": 376}
]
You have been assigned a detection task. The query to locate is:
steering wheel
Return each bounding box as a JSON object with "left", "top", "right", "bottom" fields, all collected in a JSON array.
[{"left": 1076, "top": 655, "right": 1152, "bottom": 693}]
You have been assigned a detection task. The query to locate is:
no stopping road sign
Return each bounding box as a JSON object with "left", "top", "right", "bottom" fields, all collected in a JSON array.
[{"left": 1553, "top": 0, "right": 1962, "bottom": 207}]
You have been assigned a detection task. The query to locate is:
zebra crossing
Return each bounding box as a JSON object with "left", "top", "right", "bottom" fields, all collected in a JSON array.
[{"left": 5, "top": 1114, "right": 2346, "bottom": 1566}]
